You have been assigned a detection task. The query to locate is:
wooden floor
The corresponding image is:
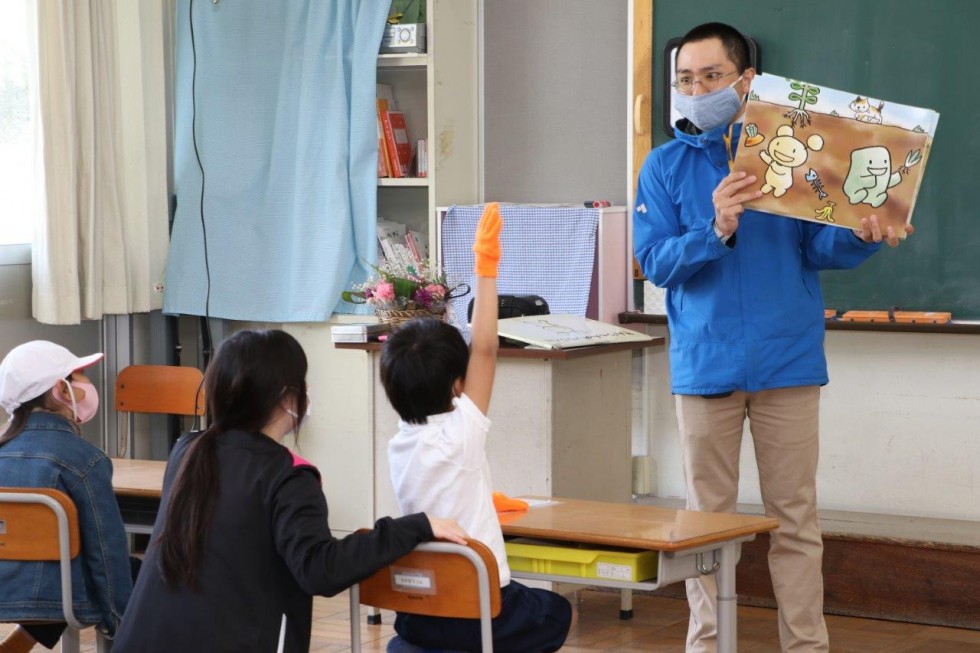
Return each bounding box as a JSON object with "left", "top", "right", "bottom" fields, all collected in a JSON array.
[{"left": 5, "top": 589, "right": 980, "bottom": 652}]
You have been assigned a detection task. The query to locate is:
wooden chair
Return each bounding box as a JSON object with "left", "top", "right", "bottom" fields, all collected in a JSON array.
[
  {"left": 349, "top": 538, "right": 502, "bottom": 653},
  {"left": 113, "top": 364, "right": 205, "bottom": 457},
  {"left": 0, "top": 488, "right": 110, "bottom": 653}
]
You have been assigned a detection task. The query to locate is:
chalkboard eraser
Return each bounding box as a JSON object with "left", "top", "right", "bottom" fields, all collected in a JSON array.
[
  {"left": 892, "top": 311, "right": 952, "bottom": 324},
  {"left": 824, "top": 309, "right": 839, "bottom": 320},
  {"left": 841, "top": 310, "right": 892, "bottom": 323}
]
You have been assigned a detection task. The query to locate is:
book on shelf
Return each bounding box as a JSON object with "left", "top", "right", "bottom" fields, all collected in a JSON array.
[
  {"left": 376, "top": 98, "right": 393, "bottom": 177},
  {"left": 331, "top": 322, "right": 390, "bottom": 344},
  {"left": 415, "top": 138, "right": 428, "bottom": 178},
  {"left": 497, "top": 314, "right": 654, "bottom": 350},
  {"left": 381, "top": 109, "right": 413, "bottom": 178},
  {"left": 732, "top": 72, "right": 939, "bottom": 238},
  {"left": 376, "top": 219, "right": 418, "bottom": 271}
]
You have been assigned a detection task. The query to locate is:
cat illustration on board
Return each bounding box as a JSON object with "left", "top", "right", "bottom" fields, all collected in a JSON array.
[{"left": 850, "top": 96, "right": 884, "bottom": 124}]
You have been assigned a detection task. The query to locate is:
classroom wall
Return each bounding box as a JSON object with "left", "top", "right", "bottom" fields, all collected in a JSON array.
[
  {"left": 483, "top": 0, "right": 628, "bottom": 203},
  {"left": 643, "top": 325, "right": 980, "bottom": 522}
]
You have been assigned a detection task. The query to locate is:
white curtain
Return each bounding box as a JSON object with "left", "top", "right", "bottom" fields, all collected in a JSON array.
[{"left": 31, "top": 0, "right": 169, "bottom": 325}]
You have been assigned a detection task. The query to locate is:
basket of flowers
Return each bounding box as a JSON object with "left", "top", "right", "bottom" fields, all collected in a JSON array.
[{"left": 341, "top": 259, "right": 469, "bottom": 329}]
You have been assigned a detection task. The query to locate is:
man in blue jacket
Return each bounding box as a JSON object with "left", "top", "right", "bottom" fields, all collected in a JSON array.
[{"left": 633, "top": 22, "right": 912, "bottom": 653}]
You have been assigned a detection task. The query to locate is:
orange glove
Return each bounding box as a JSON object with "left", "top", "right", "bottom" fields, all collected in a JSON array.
[
  {"left": 473, "top": 202, "right": 502, "bottom": 278},
  {"left": 492, "top": 491, "right": 529, "bottom": 513}
]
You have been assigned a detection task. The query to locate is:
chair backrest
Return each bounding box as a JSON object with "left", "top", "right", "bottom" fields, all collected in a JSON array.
[
  {"left": 114, "top": 365, "right": 205, "bottom": 416},
  {"left": 0, "top": 488, "right": 84, "bottom": 630},
  {"left": 114, "top": 365, "right": 205, "bottom": 456},
  {"left": 349, "top": 538, "right": 501, "bottom": 653}
]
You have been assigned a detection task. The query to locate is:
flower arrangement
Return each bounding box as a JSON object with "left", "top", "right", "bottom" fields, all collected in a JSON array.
[{"left": 342, "top": 259, "right": 467, "bottom": 326}]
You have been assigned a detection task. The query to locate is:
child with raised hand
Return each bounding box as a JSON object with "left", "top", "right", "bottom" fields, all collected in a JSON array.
[{"left": 382, "top": 203, "right": 573, "bottom": 652}]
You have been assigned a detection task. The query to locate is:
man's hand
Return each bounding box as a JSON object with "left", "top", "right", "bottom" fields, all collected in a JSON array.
[
  {"left": 852, "top": 215, "right": 916, "bottom": 247},
  {"left": 713, "top": 171, "right": 763, "bottom": 238},
  {"left": 473, "top": 202, "right": 502, "bottom": 278}
]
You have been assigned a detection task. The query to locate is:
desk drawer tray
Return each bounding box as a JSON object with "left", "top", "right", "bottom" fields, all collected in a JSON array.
[{"left": 505, "top": 539, "right": 658, "bottom": 582}]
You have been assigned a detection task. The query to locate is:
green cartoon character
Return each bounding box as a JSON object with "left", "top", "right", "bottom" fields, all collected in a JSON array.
[{"left": 843, "top": 146, "right": 921, "bottom": 208}]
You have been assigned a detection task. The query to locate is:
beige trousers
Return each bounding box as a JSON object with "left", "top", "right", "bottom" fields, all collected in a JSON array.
[{"left": 676, "top": 387, "right": 828, "bottom": 653}]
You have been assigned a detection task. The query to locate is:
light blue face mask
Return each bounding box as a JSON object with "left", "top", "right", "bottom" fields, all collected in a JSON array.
[{"left": 672, "top": 76, "right": 745, "bottom": 132}]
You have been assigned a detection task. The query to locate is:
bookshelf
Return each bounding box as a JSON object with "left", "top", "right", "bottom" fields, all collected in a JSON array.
[{"left": 376, "top": 0, "right": 480, "bottom": 262}]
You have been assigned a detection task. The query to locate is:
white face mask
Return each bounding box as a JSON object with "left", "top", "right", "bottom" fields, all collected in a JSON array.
[{"left": 285, "top": 390, "right": 312, "bottom": 432}]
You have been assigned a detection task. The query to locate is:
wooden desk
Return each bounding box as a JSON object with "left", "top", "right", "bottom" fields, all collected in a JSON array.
[
  {"left": 501, "top": 497, "right": 779, "bottom": 653},
  {"left": 111, "top": 458, "right": 165, "bottom": 534}
]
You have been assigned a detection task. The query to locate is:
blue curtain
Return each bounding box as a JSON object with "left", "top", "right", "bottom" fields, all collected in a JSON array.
[{"left": 163, "top": 0, "right": 388, "bottom": 321}]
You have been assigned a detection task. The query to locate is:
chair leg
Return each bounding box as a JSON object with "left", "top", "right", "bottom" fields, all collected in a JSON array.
[
  {"left": 96, "top": 630, "right": 113, "bottom": 653},
  {"left": 59, "top": 628, "right": 80, "bottom": 653}
]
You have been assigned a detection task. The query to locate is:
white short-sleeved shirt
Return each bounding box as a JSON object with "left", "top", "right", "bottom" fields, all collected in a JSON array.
[{"left": 387, "top": 393, "right": 510, "bottom": 586}]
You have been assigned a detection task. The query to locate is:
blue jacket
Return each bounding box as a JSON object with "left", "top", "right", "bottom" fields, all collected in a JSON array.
[
  {"left": 633, "top": 120, "right": 880, "bottom": 394},
  {"left": 0, "top": 412, "right": 132, "bottom": 637}
]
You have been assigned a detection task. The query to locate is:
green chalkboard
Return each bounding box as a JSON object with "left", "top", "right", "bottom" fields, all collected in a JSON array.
[{"left": 653, "top": 0, "right": 980, "bottom": 319}]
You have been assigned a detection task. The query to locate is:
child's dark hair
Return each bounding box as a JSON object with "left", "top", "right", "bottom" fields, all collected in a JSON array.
[
  {"left": 680, "top": 22, "right": 750, "bottom": 73},
  {"left": 380, "top": 318, "right": 469, "bottom": 424},
  {"left": 158, "top": 329, "right": 308, "bottom": 590}
]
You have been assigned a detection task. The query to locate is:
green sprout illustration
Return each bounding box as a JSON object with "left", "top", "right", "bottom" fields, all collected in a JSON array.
[
  {"left": 899, "top": 149, "right": 922, "bottom": 175},
  {"left": 913, "top": 125, "right": 925, "bottom": 133},
  {"left": 784, "top": 81, "right": 820, "bottom": 128},
  {"left": 830, "top": 110, "right": 840, "bottom": 117},
  {"left": 749, "top": 91, "right": 761, "bottom": 101}
]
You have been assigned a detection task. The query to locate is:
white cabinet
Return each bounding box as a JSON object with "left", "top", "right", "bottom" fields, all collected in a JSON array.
[{"left": 377, "top": 0, "right": 480, "bottom": 259}]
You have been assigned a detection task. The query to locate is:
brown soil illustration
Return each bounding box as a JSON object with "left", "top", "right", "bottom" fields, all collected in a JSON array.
[{"left": 733, "top": 100, "right": 931, "bottom": 236}]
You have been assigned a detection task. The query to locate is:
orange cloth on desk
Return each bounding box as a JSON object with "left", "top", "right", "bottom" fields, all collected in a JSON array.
[{"left": 492, "top": 491, "right": 528, "bottom": 513}]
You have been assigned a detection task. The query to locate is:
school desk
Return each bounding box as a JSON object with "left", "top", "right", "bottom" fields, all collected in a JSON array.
[
  {"left": 110, "top": 461, "right": 777, "bottom": 651},
  {"left": 111, "top": 457, "right": 165, "bottom": 534},
  {"left": 500, "top": 497, "right": 779, "bottom": 653}
]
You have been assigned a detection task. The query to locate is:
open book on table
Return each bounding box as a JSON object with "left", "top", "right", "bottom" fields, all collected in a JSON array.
[{"left": 497, "top": 314, "right": 653, "bottom": 350}]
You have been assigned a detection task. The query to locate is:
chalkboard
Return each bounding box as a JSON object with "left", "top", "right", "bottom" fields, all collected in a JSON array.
[{"left": 653, "top": 0, "right": 980, "bottom": 319}]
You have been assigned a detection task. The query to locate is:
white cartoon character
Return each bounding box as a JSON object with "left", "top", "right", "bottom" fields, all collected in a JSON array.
[
  {"left": 759, "top": 125, "right": 825, "bottom": 198},
  {"left": 842, "top": 146, "right": 921, "bottom": 208},
  {"left": 850, "top": 96, "right": 884, "bottom": 124}
]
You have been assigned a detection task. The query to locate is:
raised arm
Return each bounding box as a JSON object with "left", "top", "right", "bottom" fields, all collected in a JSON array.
[{"left": 463, "top": 202, "right": 502, "bottom": 415}]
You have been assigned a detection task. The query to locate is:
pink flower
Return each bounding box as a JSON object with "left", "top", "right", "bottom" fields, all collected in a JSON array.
[
  {"left": 424, "top": 284, "right": 446, "bottom": 300},
  {"left": 374, "top": 280, "right": 395, "bottom": 302}
]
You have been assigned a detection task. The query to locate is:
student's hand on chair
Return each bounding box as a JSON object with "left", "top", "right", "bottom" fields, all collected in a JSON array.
[
  {"left": 472, "top": 202, "right": 502, "bottom": 278},
  {"left": 427, "top": 516, "right": 469, "bottom": 545}
]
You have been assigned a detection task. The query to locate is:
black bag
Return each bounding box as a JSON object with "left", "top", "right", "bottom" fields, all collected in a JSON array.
[{"left": 467, "top": 295, "right": 549, "bottom": 322}]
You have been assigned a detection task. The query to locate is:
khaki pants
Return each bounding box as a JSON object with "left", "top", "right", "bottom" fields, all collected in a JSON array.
[{"left": 676, "top": 387, "right": 828, "bottom": 653}]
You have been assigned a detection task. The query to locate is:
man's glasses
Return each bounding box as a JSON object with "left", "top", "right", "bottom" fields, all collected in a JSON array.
[{"left": 671, "top": 70, "right": 739, "bottom": 95}]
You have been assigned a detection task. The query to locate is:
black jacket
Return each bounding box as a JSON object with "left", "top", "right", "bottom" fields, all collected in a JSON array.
[{"left": 113, "top": 429, "right": 432, "bottom": 653}]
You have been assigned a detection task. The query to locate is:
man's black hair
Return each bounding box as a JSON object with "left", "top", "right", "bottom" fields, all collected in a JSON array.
[
  {"left": 380, "top": 318, "right": 469, "bottom": 425},
  {"left": 680, "top": 22, "right": 750, "bottom": 73}
]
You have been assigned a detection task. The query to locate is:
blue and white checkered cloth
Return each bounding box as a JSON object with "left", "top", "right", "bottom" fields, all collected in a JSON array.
[{"left": 442, "top": 204, "right": 600, "bottom": 339}]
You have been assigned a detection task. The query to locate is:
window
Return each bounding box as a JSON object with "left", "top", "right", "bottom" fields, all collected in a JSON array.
[{"left": 0, "top": 0, "right": 37, "bottom": 246}]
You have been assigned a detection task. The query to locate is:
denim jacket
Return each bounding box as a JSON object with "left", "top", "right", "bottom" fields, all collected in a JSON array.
[{"left": 0, "top": 411, "right": 132, "bottom": 637}]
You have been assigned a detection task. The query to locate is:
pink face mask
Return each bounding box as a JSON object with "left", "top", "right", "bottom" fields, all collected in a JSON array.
[{"left": 54, "top": 380, "right": 100, "bottom": 424}]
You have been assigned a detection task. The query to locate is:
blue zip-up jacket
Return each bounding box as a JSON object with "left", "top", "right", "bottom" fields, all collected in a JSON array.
[
  {"left": 634, "top": 120, "right": 881, "bottom": 394},
  {"left": 0, "top": 412, "right": 132, "bottom": 637}
]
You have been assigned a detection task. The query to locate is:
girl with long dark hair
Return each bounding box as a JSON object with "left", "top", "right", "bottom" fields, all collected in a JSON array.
[{"left": 113, "top": 329, "right": 465, "bottom": 652}]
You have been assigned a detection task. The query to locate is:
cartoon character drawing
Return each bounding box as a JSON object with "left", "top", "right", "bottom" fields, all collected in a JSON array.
[
  {"left": 759, "top": 125, "right": 825, "bottom": 198},
  {"left": 850, "top": 96, "right": 884, "bottom": 124},
  {"left": 814, "top": 200, "right": 837, "bottom": 223},
  {"left": 842, "top": 147, "right": 921, "bottom": 208}
]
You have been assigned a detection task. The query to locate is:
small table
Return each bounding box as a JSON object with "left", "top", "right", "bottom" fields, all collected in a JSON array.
[
  {"left": 500, "top": 497, "right": 779, "bottom": 653},
  {"left": 111, "top": 458, "right": 165, "bottom": 534}
]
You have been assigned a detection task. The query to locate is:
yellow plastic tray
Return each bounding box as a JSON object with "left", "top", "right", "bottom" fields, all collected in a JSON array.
[{"left": 505, "top": 538, "right": 658, "bottom": 582}]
